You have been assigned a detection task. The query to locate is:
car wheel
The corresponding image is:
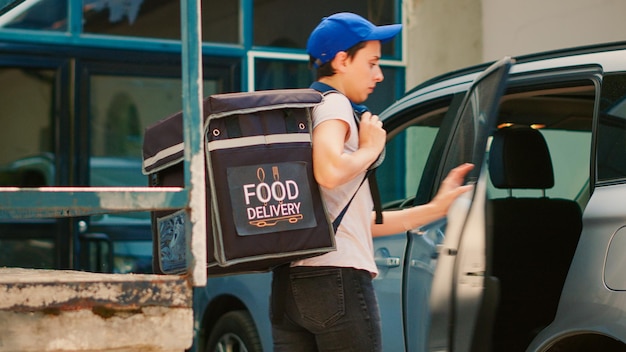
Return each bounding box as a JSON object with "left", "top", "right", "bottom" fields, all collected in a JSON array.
[{"left": 205, "top": 310, "right": 263, "bottom": 352}]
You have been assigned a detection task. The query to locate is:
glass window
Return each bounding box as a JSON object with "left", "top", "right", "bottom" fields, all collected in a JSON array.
[
  {"left": 79, "top": 236, "right": 152, "bottom": 273},
  {"left": 255, "top": 58, "right": 313, "bottom": 90},
  {"left": 85, "top": 70, "right": 228, "bottom": 273},
  {"left": 487, "top": 129, "right": 591, "bottom": 200},
  {"left": 253, "top": 0, "right": 399, "bottom": 58},
  {"left": 112, "top": 240, "right": 152, "bottom": 273},
  {"left": 487, "top": 84, "right": 594, "bottom": 206},
  {"left": 0, "top": 0, "right": 67, "bottom": 31},
  {"left": 598, "top": 74, "right": 626, "bottom": 183},
  {"left": 83, "top": 0, "right": 239, "bottom": 43},
  {"left": 0, "top": 63, "right": 67, "bottom": 270},
  {"left": 378, "top": 110, "right": 445, "bottom": 208},
  {"left": 89, "top": 75, "right": 183, "bottom": 160},
  {"left": 87, "top": 73, "right": 223, "bottom": 224},
  {"left": 0, "top": 67, "right": 56, "bottom": 187},
  {"left": 88, "top": 74, "right": 183, "bottom": 226},
  {"left": 89, "top": 74, "right": 224, "bottom": 161},
  {"left": 538, "top": 130, "right": 591, "bottom": 200},
  {"left": 202, "top": 0, "right": 239, "bottom": 44},
  {"left": 442, "top": 63, "right": 510, "bottom": 183},
  {"left": 0, "top": 238, "right": 55, "bottom": 268},
  {"left": 83, "top": 0, "right": 180, "bottom": 39}
]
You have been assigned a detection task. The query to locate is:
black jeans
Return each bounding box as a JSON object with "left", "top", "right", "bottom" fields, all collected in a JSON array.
[{"left": 271, "top": 266, "right": 382, "bottom": 352}]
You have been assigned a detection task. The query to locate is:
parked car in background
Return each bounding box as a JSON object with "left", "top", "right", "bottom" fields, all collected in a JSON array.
[{"left": 196, "top": 41, "right": 626, "bottom": 352}]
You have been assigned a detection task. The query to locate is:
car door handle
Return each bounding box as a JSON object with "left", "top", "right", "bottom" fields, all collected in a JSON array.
[{"left": 375, "top": 256, "right": 401, "bottom": 268}]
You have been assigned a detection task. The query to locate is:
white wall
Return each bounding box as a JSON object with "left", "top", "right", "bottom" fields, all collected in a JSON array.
[
  {"left": 482, "top": 0, "right": 626, "bottom": 60},
  {"left": 406, "top": 0, "right": 626, "bottom": 89},
  {"left": 404, "top": 0, "right": 483, "bottom": 89}
]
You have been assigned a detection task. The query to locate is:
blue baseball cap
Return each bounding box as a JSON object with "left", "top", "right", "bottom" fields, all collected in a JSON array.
[{"left": 307, "top": 12, "right": 402, "bottom": 67}]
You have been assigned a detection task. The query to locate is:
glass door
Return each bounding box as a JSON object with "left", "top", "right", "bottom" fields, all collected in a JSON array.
[{"left": 0, "top": 58, "right": 72, "bottom": 269}]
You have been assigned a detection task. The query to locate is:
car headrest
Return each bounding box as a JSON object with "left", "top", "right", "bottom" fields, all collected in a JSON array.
[{"left": 489, "top": 126, "right": 554, "bottom": 189}]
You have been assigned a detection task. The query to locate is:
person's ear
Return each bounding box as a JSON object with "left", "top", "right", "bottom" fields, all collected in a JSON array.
[{"left": 331, "top": 51, "right": 349, "bottom": 73}]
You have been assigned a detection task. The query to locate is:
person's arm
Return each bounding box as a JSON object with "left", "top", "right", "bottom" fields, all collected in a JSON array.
[
  {"left": 371, "top": 163, "right": 475, "bottom": 237},
  {"left": 312, "top": 111, "right": 386, "bottom": 189}
]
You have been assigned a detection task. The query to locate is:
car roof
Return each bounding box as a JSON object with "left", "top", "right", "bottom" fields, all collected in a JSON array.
[
  {"left": 383, "top": 41, "right": 626, "bottom": 119},
  {"left": 407, "top": 41, "right": 626, "bottom": 96}
]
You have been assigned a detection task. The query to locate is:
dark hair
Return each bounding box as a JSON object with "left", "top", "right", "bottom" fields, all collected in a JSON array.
[{"left": 309, "top": 41, "right": 367, "bottom": 79}]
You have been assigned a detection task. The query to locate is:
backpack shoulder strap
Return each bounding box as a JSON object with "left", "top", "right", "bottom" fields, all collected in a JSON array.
[{"left": 309, "top": 82, "right": 384, "bottom": 228}]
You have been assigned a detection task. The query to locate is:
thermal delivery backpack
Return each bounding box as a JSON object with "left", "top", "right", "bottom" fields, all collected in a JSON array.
[{"left": 142, "top": 89, "right": 336, "bottom": 276}]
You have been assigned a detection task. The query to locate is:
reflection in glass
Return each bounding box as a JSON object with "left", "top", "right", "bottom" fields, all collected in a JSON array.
[
  {"left": 89, "top": 75, "right": 183, "bottom": 221},
  {"left": 90, "top": 75, "right": 183, "bottom": 160},
  {"left": 83, "top": 0, "right": 180, "bottom": 39},
  {"left": 253, "top": 0, "right": 398, "bottom": 58},
  {"left": 255, "top": 59, "right": 313, "bottom": 91},
  {"left": 88, "top": 74, "right": 221, "bottom": 188},
  {"left": 0, "top": 0, "right": 67, "bottom": 30},
  {"left": 442, "top": 61, "right": 510, "bottom": 183},
  {"left": 83, "top": 0, "right": 239, "bottom": 43},
  {"left": 0, "top": 239, "right": 55, "bottom": 268},
  {"left": 0, "top": 68, "right": 55, "bottom": 187},
  {"left": 201, "top": 0, "right": 238, "bottom": 44},
  {"left": 113, "top": 240, "right": 153, "bottom": 273},
  {"left": 378, "top": 121, "right": 441, "bottom": 206},
  {"left": 598, "top": 74, "right": 626, "bottom": 182}
]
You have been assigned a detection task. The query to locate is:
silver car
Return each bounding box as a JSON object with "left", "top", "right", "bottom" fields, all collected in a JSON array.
[
  {"left": 372, "top": 42, "right": 626, "bottom": 351},
  {"left": 192, "top": 43, "right": 626, "bottom": 352}
]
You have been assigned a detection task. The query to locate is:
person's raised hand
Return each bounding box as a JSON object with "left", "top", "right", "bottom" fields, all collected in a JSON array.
[
  {"left": 358, "top": 111, "right": 386, "bottom": 161},
  {"left": 431, "top": 163, "right": 475, "bottom": 213}
]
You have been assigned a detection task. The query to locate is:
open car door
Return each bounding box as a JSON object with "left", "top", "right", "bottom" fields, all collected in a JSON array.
[{"left": 417, "top": 57, "right": 513, "bottom": 352}]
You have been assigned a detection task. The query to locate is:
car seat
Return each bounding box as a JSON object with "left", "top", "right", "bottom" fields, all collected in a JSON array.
[{"left": 487, "top": 126, "right": 582, "bottom": 351}]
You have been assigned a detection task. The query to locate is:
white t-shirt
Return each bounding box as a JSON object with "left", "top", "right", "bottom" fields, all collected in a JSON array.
[{"left": 292, "top": 92, "right": 378, "bottom": 276}]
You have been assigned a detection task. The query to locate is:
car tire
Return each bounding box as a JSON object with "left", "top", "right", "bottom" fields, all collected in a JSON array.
[{"left": 205, "top": 310, "right": 263, "bottom": 352}]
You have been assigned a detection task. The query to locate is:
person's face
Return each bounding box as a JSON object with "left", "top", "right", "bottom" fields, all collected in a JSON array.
[{"left": 343, "top": 40, "right": 384, "bottom": 104}]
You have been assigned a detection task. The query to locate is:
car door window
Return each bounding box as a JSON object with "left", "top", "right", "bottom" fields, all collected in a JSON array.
[
  {"left": 378, "top": 109, "right": 446, "bottom": 208},
  {"left": 375, "top": 102, "right": 456, "bottom": 352},
  {"left": 427, "top": 57, "right": 512, "bottom": 351},
  {"left": 374, "top": 95, "right": 464, "bottom": 352},
  {"left": 597, "top": 73, "right": 626, "bottom": 184},
  {"left": 441, "top": 60, "right": 512, "bottom": 184},
  {"left": 488, "top": 83, "right": 595, "bottom": 205}
]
